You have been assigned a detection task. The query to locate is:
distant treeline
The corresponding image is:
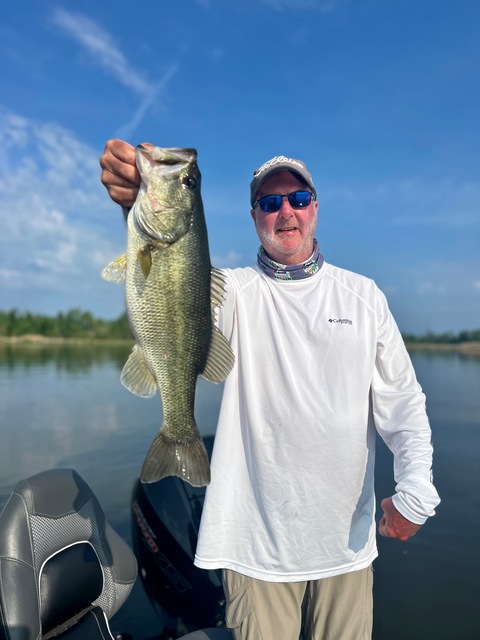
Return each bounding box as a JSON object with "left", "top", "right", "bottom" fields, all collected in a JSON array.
[
  {"left": 0, "top": 308, "right": 132, "bottom": 340},
  {"left": 1, "top": 308, "right": 479, "bottom": 343},
  {"left": 402, "top": 329, "right": 480, "bottom": 344}
]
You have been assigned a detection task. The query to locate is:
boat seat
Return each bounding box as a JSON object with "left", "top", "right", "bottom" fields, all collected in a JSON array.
[{"left": 0, "top": 468, "right": 137, "bottom": 640}]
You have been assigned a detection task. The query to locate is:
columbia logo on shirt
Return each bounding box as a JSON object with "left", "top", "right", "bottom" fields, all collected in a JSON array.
[{"left": 329, "top": 318, "right": 353, "bottom": 325}]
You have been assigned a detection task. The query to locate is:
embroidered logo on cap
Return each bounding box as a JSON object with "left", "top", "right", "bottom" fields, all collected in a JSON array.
[{"left": 254, "top": 156, "right": 305, "bottom": 177}]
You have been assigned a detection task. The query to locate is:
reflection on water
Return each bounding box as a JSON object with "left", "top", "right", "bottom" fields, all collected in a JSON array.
[
  {"left": 0, "top": 343, "right": 222, "bottom": 518},
  {"left": 0, "top": 342, "right": 130, "bottom": 373},
  {"left": 374, "top": 350, "right": 480, "bottom": 640},
  {"left": 0, "top": 345, "right": 479, "bottom": 639}
]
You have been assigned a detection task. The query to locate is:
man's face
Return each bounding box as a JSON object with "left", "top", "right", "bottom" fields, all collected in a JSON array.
[{"left": 251, "top": 171, "right": 318, "bottom": 265}]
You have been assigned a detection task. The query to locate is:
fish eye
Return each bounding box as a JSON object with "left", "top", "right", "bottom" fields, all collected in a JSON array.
[{"left": 182, "top": 175, "right": 197, "bottom": 189}]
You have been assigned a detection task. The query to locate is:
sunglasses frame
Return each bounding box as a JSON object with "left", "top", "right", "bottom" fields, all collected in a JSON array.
[{"left": 254, "top": 190, "right": 315, "bottom": 213}]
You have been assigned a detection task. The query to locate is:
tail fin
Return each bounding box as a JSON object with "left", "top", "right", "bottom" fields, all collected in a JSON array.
[{"left": 140, "top": 430, "right": 211, "bottom": 487}]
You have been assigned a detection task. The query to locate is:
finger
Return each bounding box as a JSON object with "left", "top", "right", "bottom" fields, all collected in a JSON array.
[
  {"left": 380, "top": 497, "right": 392, "bottom": 513},
  {"left": 106, "top": 139, "right": 153, "bottom": 163},
  {"left": 100, "top": 170, "right": 140, "bottom": 207},
  {"left": 378, "top": 515, "right": 389, "bottom": 537},
  {"left": 104, "top": 139, "right": 136, "bottom": 163},
  {"left": 100, "top": 151, "right": 140, "bottom": 183},
  {"left": 100, "top": 140, "right": 140, "bottom": 184},
  {"left": 105, "top": 185, "right": 138, "bottom": 208},
  {"left": 101, "top": 168, "right": 138, "bottom": 189},
  {"left": 100, "top": 155, "right": 140, "bottom": 195}
]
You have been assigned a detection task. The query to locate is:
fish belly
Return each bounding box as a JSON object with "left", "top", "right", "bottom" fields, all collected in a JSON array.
[{"left": 125, "top": 223, "right": 212, "bottom": 485}]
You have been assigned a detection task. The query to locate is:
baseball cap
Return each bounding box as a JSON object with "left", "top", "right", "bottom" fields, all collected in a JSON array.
[{"left": 250, "top": 155, "right": 316, "bottom": 207}]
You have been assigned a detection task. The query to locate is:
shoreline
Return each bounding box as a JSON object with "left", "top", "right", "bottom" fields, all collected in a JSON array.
[
  {"left": 405, "top": 341, "right": 480, "bottom": 354},
  {"left": 0, "top": 335, "right": 133, "bottom": 346},
  {"left": 1, "top": 334, "right": 479, "bottom": 355}
]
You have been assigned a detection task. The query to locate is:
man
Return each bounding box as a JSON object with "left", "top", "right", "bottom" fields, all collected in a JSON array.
[{"left": 100, "top": 141, "right": 440, "bottom": 640}]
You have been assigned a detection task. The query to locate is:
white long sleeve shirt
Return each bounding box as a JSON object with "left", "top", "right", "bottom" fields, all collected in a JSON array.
[{"left": 194, "top": 261, "right": 440, "bottom": 581}]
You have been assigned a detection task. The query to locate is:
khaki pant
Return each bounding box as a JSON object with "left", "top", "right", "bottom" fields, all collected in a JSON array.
[{"left": 222, "top": 566, "right": 373, "bottom": 640}]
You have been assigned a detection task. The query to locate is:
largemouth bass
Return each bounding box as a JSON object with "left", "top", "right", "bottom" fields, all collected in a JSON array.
[{"left": 103, "top": 145, "right": 234, "bottom": 486}]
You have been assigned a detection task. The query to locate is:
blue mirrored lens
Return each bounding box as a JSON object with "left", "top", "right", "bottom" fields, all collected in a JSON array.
[
  {"left": 257, "top": 191, "right": 312, "bottom": 213},
  {"left": 258, "top": 195, "right": 283, "bottom": 212},
  {"left": 288, "top": 191, "right": 312, "bottom": 208}
]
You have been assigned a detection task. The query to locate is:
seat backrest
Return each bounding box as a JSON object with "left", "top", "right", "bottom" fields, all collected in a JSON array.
[{"left": 0, "top": 468, "right": 137, "bottom": 640}]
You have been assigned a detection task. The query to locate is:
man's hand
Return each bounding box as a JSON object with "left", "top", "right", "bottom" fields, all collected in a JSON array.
[
  {"left": 378, "top": 497, "right": 422, "bottom": 541},
  {"left": 99, "top": 139, "right": 146, "bottom": 208}
]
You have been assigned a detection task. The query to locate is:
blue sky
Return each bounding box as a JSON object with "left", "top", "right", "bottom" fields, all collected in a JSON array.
[{"left": 1, "top": 0, "right": 479, "bottom": 333}]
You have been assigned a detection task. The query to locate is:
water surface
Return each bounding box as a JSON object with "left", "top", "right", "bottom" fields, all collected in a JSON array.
[{"left": 0, "top": 344, "right": 478, "bottom": 639}]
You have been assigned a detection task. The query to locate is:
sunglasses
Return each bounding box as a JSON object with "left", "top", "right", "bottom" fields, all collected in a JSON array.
[{"left": 254, "top": 190, "right": 314, "bottom": 213}]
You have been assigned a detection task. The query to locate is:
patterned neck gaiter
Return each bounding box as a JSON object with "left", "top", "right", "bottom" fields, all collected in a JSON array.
[{"left": 257, "top": 239, "right": 324, "bottom": 281}]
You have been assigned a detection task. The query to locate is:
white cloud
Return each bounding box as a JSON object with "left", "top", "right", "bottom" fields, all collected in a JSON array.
[
  {"left": 211, "top": 251, "right": 243, "bottom": 268},
  {"left": 0, "top": 107, "right": 250, "bottom": 318},
  {"left": 404, "top": 260, "right": 480, "bottom": 299},
  {"left": 115, "top": 63, "right": 179, "bottom": 140},
  {"left": 417, "top": 281, "right": 447, "bottom": 296},
  {"left": 51, "top": 8, "right": 150, "bottom": 96},
  {"left": 50, "top": 9, "right": 179, "bottom": 137},
  {"left": 0, "top": 106, "right": 124, "bottom": 313},
  {"left": 386, "top": 259, "right": 480, "bottom": 333}
]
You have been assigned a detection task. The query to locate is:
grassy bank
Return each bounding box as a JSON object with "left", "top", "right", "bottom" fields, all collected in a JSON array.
[
  {"left": 1, "top": 334, "right": 479, "bottom": 355},
  {"left": 0, "top": 334, "right": 133, "bottom": 346},
  {"left": 405, "top": 341, "right": 480, "bottom": 354}
]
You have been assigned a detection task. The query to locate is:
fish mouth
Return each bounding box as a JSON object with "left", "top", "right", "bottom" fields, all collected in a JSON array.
[
  {"left": 137, "top": 145, "right": 198, "bottom": 181},
  {"left": 146, "top": 145, "right": 197, "bottom": 165}
]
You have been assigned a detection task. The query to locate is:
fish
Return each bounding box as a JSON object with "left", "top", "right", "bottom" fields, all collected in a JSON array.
[{"left": 103, "top": 145, "right": 234, "bottom": 486}]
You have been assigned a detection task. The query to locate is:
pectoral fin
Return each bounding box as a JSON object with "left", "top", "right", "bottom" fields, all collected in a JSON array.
[
  {"left": 138, "top": 245, "right": 153, "bottom": 278},
  {"left": 201, "top": 326, "right": 235, "bottom": 383},
  {"left": 201, "top": 268, "right": 235, "bottom": 382},
  {"left": 121, "top": 344, "right": 157, "bottom": 397},
  {"left": 102, "top": 255, "right": 127, "bottom": 283},
  {"left": 210, "top": 267, "right": 228, "bottom": 314}
]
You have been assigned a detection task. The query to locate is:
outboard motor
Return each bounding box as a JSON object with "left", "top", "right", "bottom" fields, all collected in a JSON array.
[
  {"left": 131, "top": 435, "right": 226, "bottom": 636},
  {"left": 0, "top": 468, "right": 137, "bottom": 640}
]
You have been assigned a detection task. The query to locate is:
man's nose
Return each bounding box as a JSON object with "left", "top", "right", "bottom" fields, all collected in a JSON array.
[{"left": 278, "top": 196, "right": 294, "bottom": 216}]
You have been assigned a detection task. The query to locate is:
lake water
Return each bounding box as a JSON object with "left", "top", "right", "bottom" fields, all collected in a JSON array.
[{"left": 0, "top": 343, "right": 479, "bottom": 639}]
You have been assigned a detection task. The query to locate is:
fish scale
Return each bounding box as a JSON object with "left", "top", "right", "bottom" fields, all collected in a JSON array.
[{"left": 103, "top": 145, "right": 234, "bottom": 486}]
